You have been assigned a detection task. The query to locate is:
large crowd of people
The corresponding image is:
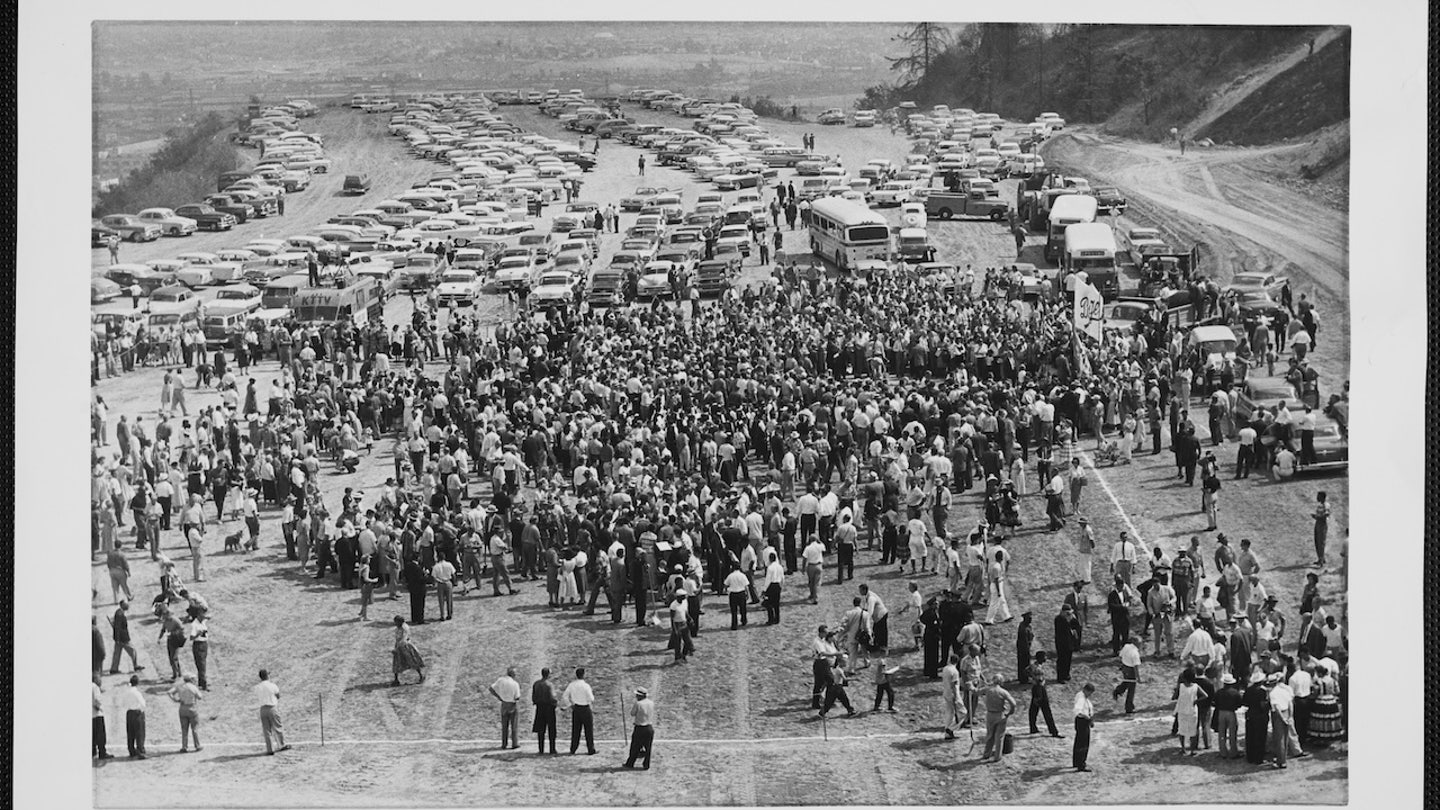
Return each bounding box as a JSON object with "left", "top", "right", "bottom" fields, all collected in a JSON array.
[{"left": 90, "top": 173, "right": 1346, "bottom": 776}]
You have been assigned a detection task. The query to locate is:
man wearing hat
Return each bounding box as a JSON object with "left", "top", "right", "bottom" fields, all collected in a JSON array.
[
  {"left": 668, "top": 589, "right": 693, "bottom": 663},
  {"left": 623, "top": 687, "right": 656, "bottom": 770},
  {"left": 1212, "top": 670, "right": 1244, "bottom": 758}
]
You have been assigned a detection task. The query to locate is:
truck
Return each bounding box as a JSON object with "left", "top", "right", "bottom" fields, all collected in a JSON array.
[
  {"left": 1133, "top": 246, "right": 1202, "bottom": 297},
  {"left": 924, "top": 189, "right": 1010, "bottom": 222},
  {"left": 1016, "top": 170, "right": 1088, "bottom": 231}
]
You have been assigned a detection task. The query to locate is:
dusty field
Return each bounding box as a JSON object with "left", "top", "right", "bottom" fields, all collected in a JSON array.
[{"left": 91, "top": 104, "right": 1347, "bottom": 807}]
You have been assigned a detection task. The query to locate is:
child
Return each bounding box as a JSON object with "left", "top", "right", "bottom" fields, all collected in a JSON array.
[{"left": 872, "top": 655, "right": 900, "bottom": 713}]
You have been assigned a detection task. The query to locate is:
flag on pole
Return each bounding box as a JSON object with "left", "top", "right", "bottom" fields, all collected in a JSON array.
[{"left": 1073, "top": 278, "right": 1104, "bottom": 341}]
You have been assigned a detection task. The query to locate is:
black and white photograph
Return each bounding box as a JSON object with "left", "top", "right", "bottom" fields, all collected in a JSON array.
[{"left": 13, "top": 1, "right": 1427, "bottom": 808}]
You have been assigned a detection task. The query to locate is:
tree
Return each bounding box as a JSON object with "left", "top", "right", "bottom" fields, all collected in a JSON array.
[{"left": 888, "top": 23, "right": 951, "bottom": 84}]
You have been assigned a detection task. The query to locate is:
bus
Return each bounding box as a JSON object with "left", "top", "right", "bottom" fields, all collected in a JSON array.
[
  {"left": 289, "top": 277, "right": 384, "bottom": 328},
  {"left": 1061, "top": 222, "right": 1120, "bottom": 301},
  {"left": 1045, "top": 194, "right": 1098, "bottom": 263},
  {"left": 807, "top": 197, "right": 892, "bottom": 271}
]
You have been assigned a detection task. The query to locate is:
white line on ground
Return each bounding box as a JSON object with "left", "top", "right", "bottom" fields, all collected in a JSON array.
[
  {"left": 1079, "top": 452, "right": 1153, "bottom": 561},
  {"left": 136, "top": 714, "right": 1170, "bottom": 751}
]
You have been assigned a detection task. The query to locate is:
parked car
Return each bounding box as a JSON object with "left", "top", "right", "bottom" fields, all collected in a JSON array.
[
  {"left": 98, "top": 215, "right": 161, "bottom": 242},
  {"left": 173, "top": 204, "right": 238, "bottom": 231},
  {"left": 1093, "top": 186, "right": 1128, "bottom": 216},
  {"left": 137, "top": 208, "right": 199, "bottom": 237},
  {"left": 637, "top": 261, "right": 678, "bottom": 300},
  {"left": 92, "top": 223, "right": 120, "bottom": 248},
  {"left": 817, "top": 108, "right": 846, "bottom": 125},
  {"left": 435, "top": 269, "right": 486, "bottom": 306},
  {"left": 1224, "top": 272, "right": 1291, "bottom": 298},
  {"left": 91, "top": 276, "right": 123, "bottom": 304},
  {"left": 341, "top": 174, "right": 372, "bottom": 195}
]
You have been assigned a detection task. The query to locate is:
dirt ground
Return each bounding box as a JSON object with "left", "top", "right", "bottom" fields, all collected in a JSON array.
[{"left": 91, "top": 105, "right": 1347, "bottom": 807}]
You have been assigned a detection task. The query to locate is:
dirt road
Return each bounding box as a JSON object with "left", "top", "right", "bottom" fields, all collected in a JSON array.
[{"left": 1045, "top": 131, "right": 1350, "bottom": 391}]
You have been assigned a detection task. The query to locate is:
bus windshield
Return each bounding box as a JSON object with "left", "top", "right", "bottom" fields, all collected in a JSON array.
[{"left": 847, "top": 225, "right": 890, "bottom": 243}]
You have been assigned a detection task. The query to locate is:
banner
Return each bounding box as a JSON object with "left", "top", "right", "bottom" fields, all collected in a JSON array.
[{"left": 1073, "top": 279, "right": 1104, "bottom": 340}]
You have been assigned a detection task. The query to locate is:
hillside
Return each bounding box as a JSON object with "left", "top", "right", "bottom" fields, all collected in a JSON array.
[{"left": 868, "top": 23, "right": 1349, "bottom": 206}]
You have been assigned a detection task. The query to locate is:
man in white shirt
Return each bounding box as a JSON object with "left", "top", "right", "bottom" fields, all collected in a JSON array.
[
  {"left": 724, "top": 564, "right": 751, "bottom": 630},
  {"left": 1072, "top": 683, "right": 1096, "bottom": 771},
  {"left": 1288, "top": 663, "right": 1314, "bottom": 746},
  {"left": 762, "top": 550, "right": 785, "bottom": 625},
  {"left": 432, "top": 556, "right": 457, "bottom": 621},
  {"left": 487, "top": 666, "right": 523, "bottom": 750},
  {"left": 816, "top": 488, "right": 840, "bottom": 549},
  {"left": 560, "top": 668, "right": 597, "bottom": 755},
  {"left": 940, "top": 654, "right": 962, "bottom": 739},
  {"left": 1114, "top": 639, "right": 1142, "bottom": 715},
  {"left": 802, "top": 538, "right": 826, "bottom": 605},
  {"left": 1180, "top": 619, "right": 1213, "bottom": 669},
  {"left": 93, "top": 678, "right": 114, "bottom": 760},
  {"left": 1110, "top": 533, "right": 1138, "bottom": 585},
  {"left": 796, "top": 489, "right": 820, "bottom": 545},
  {"left": 118, "top": 674, "right": 148, "bottom": 759},
  {"left": 252, "top": 669, "right": 290, "bottom": 755}
]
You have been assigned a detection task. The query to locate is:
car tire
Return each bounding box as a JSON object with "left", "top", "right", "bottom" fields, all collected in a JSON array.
[{"left": 938, "top": 208, "right": 953, "bottom": 220}]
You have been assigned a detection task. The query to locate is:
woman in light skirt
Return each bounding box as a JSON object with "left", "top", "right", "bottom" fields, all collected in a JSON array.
[
  {"left": 984, "top": 548, "right": 1012, "bottom": 624},
  {"left": 392, "top": 616, "right": 426, "bottom": 685}
]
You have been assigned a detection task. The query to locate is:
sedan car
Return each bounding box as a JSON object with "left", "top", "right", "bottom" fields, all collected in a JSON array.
[
  {"left": 1224, "top": 272, "right": 1290, "bottom": 297},
  {"left": 1231, "top": 376, "right": 1301, "bottom": 426},
  {"left": 99, "top": 214, "right": 162, "bottom": 242},
  {"left": 637, "top": 261, "right": 678, "bottom": 300},
  {"left": 213, "top": 284, "right": 263, "bottom": 310},
  {"left": 92, "top": 224, "right": 120, "bottom": 248},
  {"left": 1234, "top": 290, "right": 1287, "bottom": 333},
  {"left": 137, "top": 208, "right": 199, "bottom": 237},
  {"left": 91, "top": 276, "right": 123, "bottom": 303},
  {"left": 620, "top": 186, "right": 670, "bottom": 212},
  {"left": 1093, "top": 186, "right": 1128, "bottom": 216}
]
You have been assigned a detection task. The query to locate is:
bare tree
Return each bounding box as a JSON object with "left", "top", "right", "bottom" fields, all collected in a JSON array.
[{"left": 888, "top": 22, "right": 952, "bottom": 84}]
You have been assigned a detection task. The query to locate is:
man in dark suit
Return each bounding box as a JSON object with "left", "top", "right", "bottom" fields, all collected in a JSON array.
[
  {"left": 403, "top": 554, "right": 428, "bottom": 624},
  {"left": 1054, "top": 604, "right": 1083, "bottom": 683}
]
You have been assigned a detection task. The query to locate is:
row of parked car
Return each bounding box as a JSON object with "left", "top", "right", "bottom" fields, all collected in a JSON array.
[{"left": 92, "top": 100, "right": 329, "bottom": 248}]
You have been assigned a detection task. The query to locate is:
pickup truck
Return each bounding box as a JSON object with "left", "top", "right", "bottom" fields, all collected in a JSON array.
[
  {"left": 173, "top": 204, "right": 239, "bottom": 232},
  {"left": 923, "top": 190, "right": 1010, "bottom": 222}
]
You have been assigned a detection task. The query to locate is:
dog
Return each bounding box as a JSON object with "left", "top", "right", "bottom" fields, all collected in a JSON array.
[{"left": 223, "top": 529, "right": 246, "bottom": 553}]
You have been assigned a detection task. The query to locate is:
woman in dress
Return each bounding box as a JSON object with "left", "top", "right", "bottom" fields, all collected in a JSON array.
[
  {"left": 1306, "top": 663, "right": 1344, "bottom": 746},
  {"left": 984, "top": 548, "right": 1012, "bottom": 624},
  {"left": 545, "top": 545, "right": 562, "bottom": 607},
  {"left": 1242, "top": 670, "right": 1272, "bottom": 764},
  {"left": 1174, "top": 668, "right": 1210, "bottom": 755},
  {"left": 392, "top": 616, "right": 426, "bottom": 686}
]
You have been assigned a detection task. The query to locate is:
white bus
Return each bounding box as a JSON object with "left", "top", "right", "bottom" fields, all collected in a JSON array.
[
  {"left": 807, "top": 197, "right": 892, "bottom": 271},
  {"left": 1045, "top": 194, "right": 1098, "bottom": 262},
  {"left": 1061, "top": 222, "right": 1120, "bottom": 301}
]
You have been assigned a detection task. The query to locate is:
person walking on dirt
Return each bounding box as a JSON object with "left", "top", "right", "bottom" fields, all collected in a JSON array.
[
  {"left": 1011, "top": 222, "right": 1026, "bottom": 256},
  {"left": 531, "top": 668, "right": 559, "bottom": 754},
  {"left": 107, "top": 234, "right": 120, "bottom": 264},
  {"left": 391, "top": 615, "right": 426, "bottom": 685},
  {"left": 253, "top": 669, "right": 291, "bottom": 755},
  {"left": 637, "top": 155, "right": 646, "bottom": 176}
]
